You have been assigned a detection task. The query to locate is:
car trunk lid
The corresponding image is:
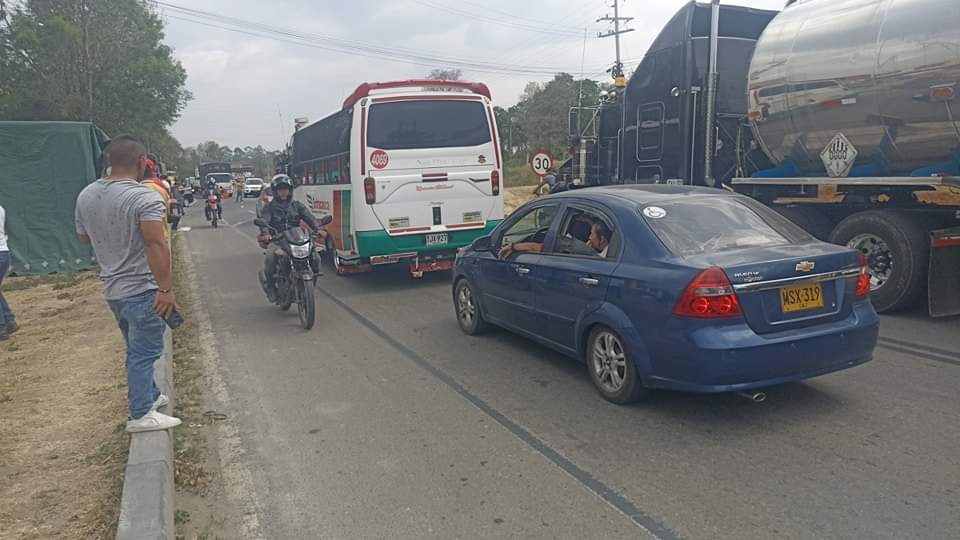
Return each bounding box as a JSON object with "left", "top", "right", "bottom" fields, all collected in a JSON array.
[{"left": 685, "top": 243, "right": 862, "bottom": 334}]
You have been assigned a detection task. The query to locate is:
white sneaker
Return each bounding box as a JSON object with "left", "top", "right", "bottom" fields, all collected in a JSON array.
[
  {"left": 126, "top": 410, "right": 182, "bottom": 433},
  {"left": 151, "top": 394, "right": 169, "bottom": 410}
]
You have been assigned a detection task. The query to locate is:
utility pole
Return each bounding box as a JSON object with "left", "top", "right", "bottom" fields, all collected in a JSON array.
[{"left": 597, "top": 0, "right": 634, "bottom": 182}]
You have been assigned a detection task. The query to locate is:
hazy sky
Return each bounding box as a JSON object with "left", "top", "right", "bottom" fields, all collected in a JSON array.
[{"left": 161, "top": 0, "right": 788, "bottom": 149}]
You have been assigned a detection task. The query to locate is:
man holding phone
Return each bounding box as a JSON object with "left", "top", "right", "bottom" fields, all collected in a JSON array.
[{"left": 76, "top": 134, "right": 182, "bottom": 433}]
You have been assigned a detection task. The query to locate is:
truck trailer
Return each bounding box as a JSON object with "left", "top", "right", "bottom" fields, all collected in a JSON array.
[{"left": 568, "top": 0, "right": 960, "bottom": 316}]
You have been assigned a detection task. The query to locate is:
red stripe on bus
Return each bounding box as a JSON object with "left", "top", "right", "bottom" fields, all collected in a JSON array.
[
  {"left": 360, "top": 107, "right": 367, "bottom": 176},
  {"left": 486, "top": 106, "right": 501, "bottom": 168},
  {"left": 370, "top": 95, "right": 483, "bottom": 104},
  {"left": 390, "top": 226, "right": 433, "bottom": 233},
  {"left": 447, "top": 223, "right": 486, "bottom": 229}
]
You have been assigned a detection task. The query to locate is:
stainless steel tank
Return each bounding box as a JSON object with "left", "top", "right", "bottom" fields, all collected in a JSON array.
[{"left": 747, "top": 0, "right": 960, "bottom": 175}]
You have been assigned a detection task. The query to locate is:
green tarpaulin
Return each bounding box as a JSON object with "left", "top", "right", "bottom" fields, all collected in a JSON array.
[{"left": 0, "top": 121, "right": 109, "bottom": 274}]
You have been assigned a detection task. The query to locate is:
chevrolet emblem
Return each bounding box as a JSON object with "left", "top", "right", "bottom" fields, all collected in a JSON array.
[{"left": 796, "top": 261, "right": 816, "bottom": 272}]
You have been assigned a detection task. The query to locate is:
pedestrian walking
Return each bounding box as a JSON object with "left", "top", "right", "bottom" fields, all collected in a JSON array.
[
  {"left": 75, "top": 134, "right": 181, "bottom": 433},
  {"left": 0, "top": 204, "right": 18, "bottom": 341}
]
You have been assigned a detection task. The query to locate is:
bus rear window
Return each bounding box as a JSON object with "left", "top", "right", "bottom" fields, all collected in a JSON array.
[
  {"left": 367, "top": 100, "right": 491, "bottom": 150},
  {"left": 641, "top": 197, "right": 812, "bottom": 256}
]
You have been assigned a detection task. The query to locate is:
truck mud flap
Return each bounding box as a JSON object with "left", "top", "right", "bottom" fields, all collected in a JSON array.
[{"left": 928, "top": 227, "right": 960, "bottom": 318}]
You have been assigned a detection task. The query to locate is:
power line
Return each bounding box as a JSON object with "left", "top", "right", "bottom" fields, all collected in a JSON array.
[
  {"left": 408, "top": 0, "right": 595, "bottom": 37},
  {"left": 155, "top": 2, "right": 611, "bottom": 77}
]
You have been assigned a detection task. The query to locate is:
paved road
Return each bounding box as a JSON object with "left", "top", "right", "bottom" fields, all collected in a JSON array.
[{"left": 179, "top": 201, "right": 960, "bottom": 540}]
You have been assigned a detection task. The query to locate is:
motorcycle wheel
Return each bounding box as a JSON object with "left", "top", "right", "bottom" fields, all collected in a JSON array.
[{"left": 297, "top": 279, "right": 316, "bottom": 330}]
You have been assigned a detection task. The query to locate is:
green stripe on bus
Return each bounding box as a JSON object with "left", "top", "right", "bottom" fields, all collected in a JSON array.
[
  {"left": 341, "top": 190, "right": 353, "bottom": 251},
  {"left": 354, "top": 220, "right": 501, "bottom": 258}
]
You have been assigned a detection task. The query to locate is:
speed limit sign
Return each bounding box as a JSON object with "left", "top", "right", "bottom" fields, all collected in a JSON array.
[{"left": 529, "top": 150, "right": 554, "bottom": 177}]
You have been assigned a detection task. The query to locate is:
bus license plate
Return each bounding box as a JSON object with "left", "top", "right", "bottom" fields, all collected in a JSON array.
[
  {"left": 780, "top": 283, "right": 824, "bottom": 313},
  {"left": 425, "top": 233, "right": 448, "bottom": 246}
]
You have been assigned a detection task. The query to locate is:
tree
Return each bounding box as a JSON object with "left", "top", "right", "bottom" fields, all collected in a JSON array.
[
  {"left": 427, "top": 68, "right": 463, "bottom": 81},
  {"left": 511, "top": 73, "right": 600, "bottom": 158},
  {"left": 0, "top": 0, "right": 190, "bottom": 149}
]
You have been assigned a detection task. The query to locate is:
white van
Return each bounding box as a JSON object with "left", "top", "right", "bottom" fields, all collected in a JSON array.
[{"left": 291, "top": 80, "right": 505, "bottom": 277}]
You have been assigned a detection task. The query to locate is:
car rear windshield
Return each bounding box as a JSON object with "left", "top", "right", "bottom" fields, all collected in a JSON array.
[
  {"left": 367, "top": 100, "right": 491, "bottom": 150},
  {"left": 641, "top": 196, "right": 811, "bottom": 256}
]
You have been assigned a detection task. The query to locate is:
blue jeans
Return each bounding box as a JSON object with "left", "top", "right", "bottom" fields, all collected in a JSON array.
[
  {"left": 0, "top": 251, "right": 15, "bottom": 332},
  {"left": 108, "top": 290, "right": 165, "bottom": 419}
]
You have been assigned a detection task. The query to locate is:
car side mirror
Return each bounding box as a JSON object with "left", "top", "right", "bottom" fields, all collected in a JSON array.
[
  {"left": 472, "top": 235, "right": 494, "bottom": 252},
  {"left": 254, "top": 218, "right": 266, "bottom": 228},
  {"left": 320, "top": 215, "right": 333, "bottom": 226}
]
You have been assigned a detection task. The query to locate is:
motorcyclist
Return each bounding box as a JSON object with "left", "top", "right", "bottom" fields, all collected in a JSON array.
[
  {"left": 257, "top": 175, "right": 319, "bottom": 302},
  {"left": 203, "top": 179, "right": 222, "bottom": 220}
]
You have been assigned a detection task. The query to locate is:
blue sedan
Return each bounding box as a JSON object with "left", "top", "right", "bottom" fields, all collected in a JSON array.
[{"left": 452, "top": 185, "right": 879, "bottom": 403}]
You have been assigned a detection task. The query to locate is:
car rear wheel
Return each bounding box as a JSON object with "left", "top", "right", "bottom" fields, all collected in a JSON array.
[
  {"left": 454, "top": 279, "right": 487, "bottom": 335},
  {"left": 587, "top": 326, "right": 647, "bottom": 404}
]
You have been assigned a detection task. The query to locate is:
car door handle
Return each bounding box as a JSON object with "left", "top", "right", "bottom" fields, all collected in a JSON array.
[
  {"left": 515, "top": 266, "right": 531, "bottom": 275},
  {"left": 578, "top": 277, "right": 599, "bottom": 286}
]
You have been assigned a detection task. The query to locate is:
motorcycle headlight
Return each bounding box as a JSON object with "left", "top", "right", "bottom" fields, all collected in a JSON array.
[{"left": 289, "top": 243, "right": 311, "bottom": 259}]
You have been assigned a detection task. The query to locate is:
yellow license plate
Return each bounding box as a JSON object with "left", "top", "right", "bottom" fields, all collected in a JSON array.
[{"left": 780, "top": 282, "right": 824, "bottom": 313}]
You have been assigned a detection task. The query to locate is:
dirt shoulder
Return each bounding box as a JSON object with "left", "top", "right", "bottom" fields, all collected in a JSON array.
[{"left": 0, "top": 273, "right": 128, "bottom": 539}]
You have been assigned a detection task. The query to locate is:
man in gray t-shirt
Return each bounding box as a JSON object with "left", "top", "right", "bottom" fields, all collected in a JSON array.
[{"left": 75, "top": 134, "right": 181, "bottom": 433}]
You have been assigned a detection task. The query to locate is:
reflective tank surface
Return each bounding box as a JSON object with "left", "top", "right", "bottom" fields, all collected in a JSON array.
[{"left": 747, "top": 0, "right": 960, "bottom": 174}]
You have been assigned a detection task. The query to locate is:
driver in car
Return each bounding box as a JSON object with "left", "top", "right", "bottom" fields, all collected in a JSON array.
[
  {"left": 257, "top": 175, "right": 320, "bottom": 302},
  {"left": 499, "top": 220, "right": 611, "bottom": 259}
]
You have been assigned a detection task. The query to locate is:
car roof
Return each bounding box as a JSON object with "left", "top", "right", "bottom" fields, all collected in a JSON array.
[{"left": 546, "top": 184, "right": 727, "bottom": 206}]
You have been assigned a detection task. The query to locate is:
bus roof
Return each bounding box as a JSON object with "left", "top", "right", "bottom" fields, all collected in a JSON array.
[{"left": 341, "top": 80, "right": 492, "bottom": 110}]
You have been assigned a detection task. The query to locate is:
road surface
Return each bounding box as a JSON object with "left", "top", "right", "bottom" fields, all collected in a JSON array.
[{"left": 178, "top": 201, "right": 960, "bottom": 539}]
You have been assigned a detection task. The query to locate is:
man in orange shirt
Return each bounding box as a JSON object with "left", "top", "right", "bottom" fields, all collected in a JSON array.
[{"left": 142, "top": 160, "right": 171, "bottom": 240}]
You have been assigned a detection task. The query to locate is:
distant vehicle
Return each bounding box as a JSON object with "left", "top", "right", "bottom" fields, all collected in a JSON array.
[
  {"left": 243, "top": 178, "right": 264, "bottom": 198},
  {"left": 452, "top": 185, "right": 878, "bottom": 403},
  {"left": 287, "top": 79, "right": 505, "bottom": 278},
  {"left": 207, "top": 173, "right": 233, "bottom": 197}
]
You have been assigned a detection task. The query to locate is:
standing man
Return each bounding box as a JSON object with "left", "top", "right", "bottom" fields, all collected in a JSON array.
[
  {"left": 234, "top": 176, "right": 246, "bottom": 204},
  {"left": 0, "top": 204, "right": 18, "bottom": 340},
  {"left": 76, "top": 135, "right": 181, "bottom": 433}
]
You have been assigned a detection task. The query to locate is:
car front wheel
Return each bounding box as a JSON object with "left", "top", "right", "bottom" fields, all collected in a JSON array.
[
  {"left": 586, "top": 326, "right": 647, "bottom": 404},
  {"left": 454, "top": 279, "right": 487, "bottom": 335}
]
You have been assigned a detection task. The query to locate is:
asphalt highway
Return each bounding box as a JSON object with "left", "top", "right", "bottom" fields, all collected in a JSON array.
[{"left": 179, "top": 201, "right": 960, "bottom": 539}]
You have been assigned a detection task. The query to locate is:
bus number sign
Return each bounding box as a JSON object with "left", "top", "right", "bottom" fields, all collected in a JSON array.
[{"left": 530, "top": 150, "right": 554, "bottom": 177}]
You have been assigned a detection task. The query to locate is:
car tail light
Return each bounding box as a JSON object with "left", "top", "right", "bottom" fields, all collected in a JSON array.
[
  {"left": 491, "top": 170, "right": 500, "bottom": 196},
  {"left": 855, "top": 252, "right": 870, "bottom": 298},
  {"left": 363, "top": 176, "right": 376, "bottom": 204},
  {"left": 674, "top": 267, "right": 742, "bottom": 318}
]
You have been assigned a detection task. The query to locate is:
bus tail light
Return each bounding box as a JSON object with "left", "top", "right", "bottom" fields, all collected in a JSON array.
[
  {"left": 491, "top": 170, "right": 500, "bottom": 196},
  {"left": 364, "top": 177, "right": 376, "bottom": 204}
]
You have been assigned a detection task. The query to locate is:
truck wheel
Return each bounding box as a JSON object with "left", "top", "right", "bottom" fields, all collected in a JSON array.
[
  {"left": 830, "top": 211, "right": 929, "bottom": 313},
  {"left": 775, "top": 206, "right": 833, "bottom": 240}
]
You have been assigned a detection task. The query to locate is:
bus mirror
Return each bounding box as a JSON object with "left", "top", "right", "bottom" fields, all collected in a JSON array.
[{"left": 320, "top": 215, "right": 333, "bottom": 226}]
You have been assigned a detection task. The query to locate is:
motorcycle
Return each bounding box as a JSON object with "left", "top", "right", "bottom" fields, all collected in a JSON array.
[
  {"left": 182, "top": 187, "right": 195, "bottom": 207},
  {"left": 255, "top": 216, "right": 333, "bottom": 330},
  {"left": 206, "top": 195, "right": 220, "bottom": 228}
]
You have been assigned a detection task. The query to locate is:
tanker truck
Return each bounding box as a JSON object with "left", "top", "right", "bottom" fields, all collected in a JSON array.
[{"left": 568, "top": 0, "right": 960, "bottom": 316}]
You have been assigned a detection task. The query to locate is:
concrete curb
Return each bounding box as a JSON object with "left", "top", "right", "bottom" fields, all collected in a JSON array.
[{"left": 116, "top": 329, "right": 176, "bottom": 540}]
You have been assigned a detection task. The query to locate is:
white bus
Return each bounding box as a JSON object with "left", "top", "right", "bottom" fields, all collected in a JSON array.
[{"left": 290, "top": 80, "right": 505, "bottom": 277}]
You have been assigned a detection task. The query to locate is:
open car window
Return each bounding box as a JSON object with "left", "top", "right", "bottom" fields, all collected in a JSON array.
[
  {"left": 500, "top": 205, "right": 560, "bottom": 247},
  {"left": 549, "top": 206, "right": 617, "bottom": 259}
]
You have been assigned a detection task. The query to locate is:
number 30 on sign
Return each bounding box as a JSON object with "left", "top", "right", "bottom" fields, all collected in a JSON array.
[{"left": 529, "top": 150, "right": 554, "bottom": 177}]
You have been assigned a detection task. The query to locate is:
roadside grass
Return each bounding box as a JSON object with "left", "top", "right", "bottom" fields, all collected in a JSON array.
[
  {"left": 171, "top": 235, "right": 229, "bottom": 540},
  {"left": 0, "top": 272, "right": 128, "bottom": 539}
]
